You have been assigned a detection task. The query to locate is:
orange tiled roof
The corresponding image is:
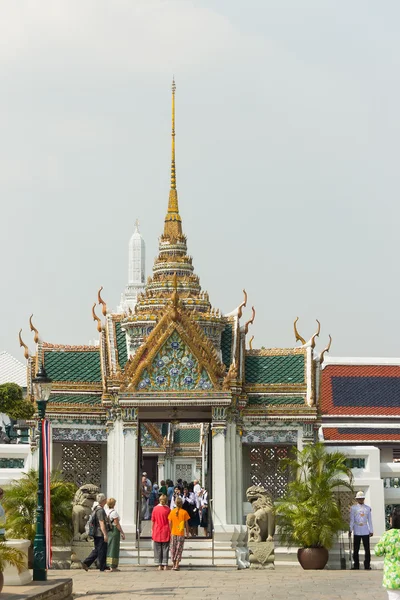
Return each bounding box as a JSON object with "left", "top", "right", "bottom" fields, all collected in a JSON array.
[{"left": 321, "top": 364, "right": 400, "bottom": 416}]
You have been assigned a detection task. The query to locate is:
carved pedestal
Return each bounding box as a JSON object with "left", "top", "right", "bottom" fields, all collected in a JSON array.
[
  {"left": 248, "top": 541, "right": 275, "bottom": 570},
  {"left": 70, "top": 540, "right": 94, "bottom": 569}
]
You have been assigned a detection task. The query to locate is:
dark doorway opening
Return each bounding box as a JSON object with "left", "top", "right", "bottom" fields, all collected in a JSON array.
[{"left": 137, "top": 419, "right": 212, "bottom": 541}]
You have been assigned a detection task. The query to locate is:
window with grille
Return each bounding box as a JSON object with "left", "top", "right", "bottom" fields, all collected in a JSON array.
[
  {"left": 346, "top": 458, "right": 366, "bottom": 469},
  {"left": 249, "top": 445, "right": 294, "bottom": 500},
  {"left": 393, "top": 449, "right": 400, "bottom": 463},
  {"left": 62, "top": 443, "right": 102, "bottom": 488}
]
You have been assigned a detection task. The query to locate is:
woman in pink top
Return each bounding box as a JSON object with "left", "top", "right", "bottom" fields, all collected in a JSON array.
[{"left": 151, "top": 494, "right": 171, "bottom": 570}]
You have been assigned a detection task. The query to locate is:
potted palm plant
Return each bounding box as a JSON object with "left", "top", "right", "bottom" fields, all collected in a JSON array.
[
  {"left": 3, "top": 469, "right": 76, "bottom": 566},
  {"left": 0, "top": 542, "right": 26, "bottom": 592},
  {"left": 276, "top": 442, "right": 353, "bottom": 569}
]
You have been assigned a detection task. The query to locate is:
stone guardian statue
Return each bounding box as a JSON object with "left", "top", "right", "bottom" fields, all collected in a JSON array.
[{"left": 246, "top": 485, "right": 275, "bottom": 569}]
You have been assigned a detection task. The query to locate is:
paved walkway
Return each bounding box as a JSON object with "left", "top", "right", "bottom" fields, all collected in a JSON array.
[{"left": 48, "top": 567, "right": 387, "bottom": 600}]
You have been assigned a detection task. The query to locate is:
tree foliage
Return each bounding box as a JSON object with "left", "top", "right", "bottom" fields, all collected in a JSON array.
[
  {"left": 3, "top": 470, "right": 77, "bottom": 544},
  {"left": 276, "top": 442, "right": 354, "bottom": 549},
  {"left": 0, "top": 383, "right": 34, "bottom": 420}
]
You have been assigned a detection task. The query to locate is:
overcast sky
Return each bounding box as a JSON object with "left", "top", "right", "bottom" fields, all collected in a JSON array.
[{"left": 1, "top": 0, "right": 400, "bottom": 361}]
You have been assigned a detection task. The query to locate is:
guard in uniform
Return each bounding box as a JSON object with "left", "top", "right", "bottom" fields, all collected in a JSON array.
[{"left": 349, "top": 491, "right": 373, "bottom": 570}]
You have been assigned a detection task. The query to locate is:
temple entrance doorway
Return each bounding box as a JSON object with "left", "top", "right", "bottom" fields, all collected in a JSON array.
[{"left": 137, "top": 418, "right": 212, "bottom": 541}]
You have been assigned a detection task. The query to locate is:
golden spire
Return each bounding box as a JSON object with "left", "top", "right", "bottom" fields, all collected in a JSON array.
[
  {"left": 164, "top": 77, "right": 182, "bottom": 239},
  {"left": 171, "top": 77, "right": 176, "bottom": 191}
]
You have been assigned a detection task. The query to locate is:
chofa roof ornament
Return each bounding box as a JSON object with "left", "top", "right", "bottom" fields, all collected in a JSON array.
[
  {"left": 244, "top": 306, "right": 256, "bottom": 335},
  {"left": 98, "top": 286, "right": 107, "bottom": 317},
  {"left": 319, "top": 335, "right": 332, "bottom": 365},
  {"left": 29, "top": 314, "right": 40, "bottom": 344},
  {"left": 92, "top": 303, "right": 102, "bottom": 333},
  {"left": 293, "top": 317, "right": 306, "bottom": 345},
  {"left": 18, "top": 329, "right": 30, "bottom": 360}
]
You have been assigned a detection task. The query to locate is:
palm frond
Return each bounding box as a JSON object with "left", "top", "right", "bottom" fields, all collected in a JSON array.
[{"left": 276, "top": 443, "right": 354, "bottom": 549}]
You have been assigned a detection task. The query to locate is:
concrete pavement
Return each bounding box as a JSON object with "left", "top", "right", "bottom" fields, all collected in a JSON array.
[{"left": 47, "top": 566, "right": 388, "bottom": 600}]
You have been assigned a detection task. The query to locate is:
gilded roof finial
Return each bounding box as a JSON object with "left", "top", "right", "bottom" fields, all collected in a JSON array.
[
  {"left": 238, "top": 290, "right": 247, "bottom": 320},
  {"left": 29, "top": 314, "right": 40, "bottom": 344},
  {"left": 310, "top": 319, "right": 321, "bottom": 349},
  {"left": 320, "top": 335, "right": 332, "bottom": 365},
  {"left": 164, "top": 78, "right": 182, "bottom": 239},
  {"left": 294, "top": 317, "right": 306, "bottom": 345},
  {"left": 171, "top": 77, "right": 176, "bottom": 191},
  {"left": 244, "top": 307, "right": 256, "bottom": 335},
  {"left": 92, "top": 303, "right": 102, "bottom": 333},
  {"left": 249, "top": 335, "right": 254, "bottom": 350},
  {"left": 18, "top": 329, "right": 30, "bottom": 360},
  {"left": 98, "top": 286, "right": 107, "bottom": 317}
]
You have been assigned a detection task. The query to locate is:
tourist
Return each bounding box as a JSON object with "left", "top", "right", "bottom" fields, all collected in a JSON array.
[
  {"left": 167, "top": 480, "right": 174, "bottom": 503},
  {"left": 375, "top": 507, "right": 400, "bottom": 599},
  {"left": 200, "top": 488, "right": 209, "bottom": 537},
  {"left": 349, "top": 491, "right": 373, "bottom": 570},
  {"left": 182, "top": 484, "right": 200, "bottom": 537},
  {"left": 105, "top": 497, "right": 125, "bottom": 572},
  {"left": 151, "top": 494, "right": 171, "bottom": 571},
  {"left": 82, "top": 493, "right": 110, "bottom": 572},
  {"left": 143, "top": 471, "right": 152, "bottom": 488},
  {"left": 149, "top": 484, "right": 159, "bottom": 517},
  {"left": 176, "top": 478, "right": 183, "bottom": 491},
  {"left": 159, "top": 480, "right": 168, "bottom": 497},
  {"left": 0, "top": 488, "right": 6, "bottom": 540},
  {"left": 141, "top": 475, "right": 151, "bottom": 520},
  {"left": 193, "top": 480, "right": 201, "bottom": 503},
  {"left": 168, "top": 497, "right": 190, "bottom": 571},
  {"left": 170, "top": 486, "right": 181, "bottom": 509}
]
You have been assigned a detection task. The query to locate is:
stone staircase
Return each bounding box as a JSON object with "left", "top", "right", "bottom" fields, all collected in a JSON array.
[{"left": 120, "top": 538, "right": 238, "bottom": 568}]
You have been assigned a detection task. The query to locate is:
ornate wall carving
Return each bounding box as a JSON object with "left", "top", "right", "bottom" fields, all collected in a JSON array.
[
  {"left": 62, "top": 443, "right": 102, "bottom": 488},
  {"left": 243, "top": 429, "right": 297, "bottom": 444},
  {"left": 247, "top": 445, "right": 293, "bottom": 500},
  {"left": 53, "top": 428, "right": 107, "bottom": 443}
]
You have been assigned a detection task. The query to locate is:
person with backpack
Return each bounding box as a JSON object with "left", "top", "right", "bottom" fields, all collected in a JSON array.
[{"left": 81, "top": 493, "right": 110, "bottom": 572}]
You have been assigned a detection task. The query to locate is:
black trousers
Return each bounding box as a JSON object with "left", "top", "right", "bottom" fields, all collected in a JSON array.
[
  {"left": 83, "top": 536, "right": 108, "bottom": 571},
  {"left": 353, "top": 534, "right": 371, "bottom": 569}
]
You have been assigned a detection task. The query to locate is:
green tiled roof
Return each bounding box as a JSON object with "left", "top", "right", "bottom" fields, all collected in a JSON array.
[
  {"left": 44, "top": 350, "right": 101, "bottom": 382},
  {"left": 174, "top": 428, "right": 200, "bottom": 444},
  {"left": 248, "top": 395, "right": 305, "bottom": 406},
  {"left": 115, "top": 322, "right": 128, "bottom": 369},
  {"left": 49, "top": 394, "right": 102, "bottom": 405},
  {"left": 221, "top": 323, "right": 233, "bottom": 367},
  {"left": 245, "top": 354, "right": 305, "bottom": 385}
]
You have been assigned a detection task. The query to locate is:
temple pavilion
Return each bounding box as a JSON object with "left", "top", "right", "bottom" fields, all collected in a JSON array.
[{"left": 19, "top": 81, "right": 323, "bottom": 559}]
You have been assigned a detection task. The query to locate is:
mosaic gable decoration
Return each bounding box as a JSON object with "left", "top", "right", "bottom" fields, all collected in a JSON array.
[{"left": 137, "top": 331, "right": 213, "bottom": 391}]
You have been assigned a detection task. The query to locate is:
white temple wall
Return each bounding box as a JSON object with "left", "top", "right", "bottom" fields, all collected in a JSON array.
[
  {"left": 327, "top": 445, "right": 386, "bottom": 537},
  {"left": 0, "top": 444, "right": 30, "bottom": 486}
]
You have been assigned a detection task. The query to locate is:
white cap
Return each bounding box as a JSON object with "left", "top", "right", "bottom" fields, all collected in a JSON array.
[{"left": 355, "top": 491, "right": 365, "bottom": 499}]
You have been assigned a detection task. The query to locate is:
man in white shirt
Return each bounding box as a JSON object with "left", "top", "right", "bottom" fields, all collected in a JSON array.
[
  {"left": 349, "top": 491, "right": 373, "bottom": 570},
  {"left": 193, "top": 480, "right": 201, "bottom": 509}
]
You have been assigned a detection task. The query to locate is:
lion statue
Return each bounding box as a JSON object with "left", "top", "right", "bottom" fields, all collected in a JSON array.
[
  {"left": 72, "top": 484, "right": 100, "bottom": 541},
  {"left": 246, "top": 485, "right": 275, "bottom": 543}
]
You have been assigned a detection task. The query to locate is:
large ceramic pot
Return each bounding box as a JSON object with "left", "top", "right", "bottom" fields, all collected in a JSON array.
[
  {"left": 0, "top": 571, "right": 4, "bottom": 594},
  {"left": 297, "top": 547, "right": 329, "bottom": 570}
]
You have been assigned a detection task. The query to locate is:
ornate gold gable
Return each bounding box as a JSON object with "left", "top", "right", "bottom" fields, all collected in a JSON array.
[{"left": 122, "top": 299, "right": 226, "bottom": 391}]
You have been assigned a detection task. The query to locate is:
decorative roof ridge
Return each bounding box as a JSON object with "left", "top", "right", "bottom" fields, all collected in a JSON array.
[
  {"left": 122, "top": 300, "right": 226, "bottom": 391},
  {"left": 323, "top": 356, "right": 400, "bottom": 367},
  {"left": 246, "top": 347, "right": 306, "bottom": 356},
  {"left": 50, "top": 392, "right": 102, "bottom": 396},
  {"left": 43, "top": 344, "right": 100, "bottom": 352}
]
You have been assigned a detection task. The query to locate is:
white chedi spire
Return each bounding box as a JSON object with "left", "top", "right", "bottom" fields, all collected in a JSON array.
[{"left": 117, "top": 219, "right": 146, "bottom": 313}]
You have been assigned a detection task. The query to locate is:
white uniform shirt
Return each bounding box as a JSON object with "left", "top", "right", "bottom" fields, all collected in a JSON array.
[{"left": 350, "top": 503, "right": 373, "bottom": 536}]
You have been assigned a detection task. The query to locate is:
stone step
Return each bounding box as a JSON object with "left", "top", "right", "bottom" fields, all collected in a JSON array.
[{"left": 119, "top": 556, "right": 238, "bottom": 567}]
